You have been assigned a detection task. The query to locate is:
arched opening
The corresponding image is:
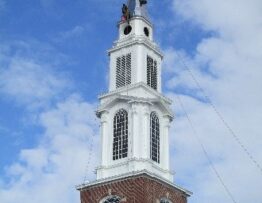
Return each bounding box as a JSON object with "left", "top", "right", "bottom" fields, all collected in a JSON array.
[
  {"left": 160, "top": 198, "right": 173, "bottom": 203},
  {"left": 150, "top": 112, "right": 160, "bottom": 163},
  {"left": 101, "top": 195, "right": 121, "bottom": 203},
  {"left": 113, "top": 109, "right": 128, "bottom": 160}
]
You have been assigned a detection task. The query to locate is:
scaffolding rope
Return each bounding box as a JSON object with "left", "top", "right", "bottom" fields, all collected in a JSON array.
[
  {"left": 80, "top": 115, "right": 98, "bottom": 191},
  {"left": 175, "top": 51, "right": 262, "bottom": 175},
  {"left": 175, "top": 95, "right": 237, "bottom": 203}
]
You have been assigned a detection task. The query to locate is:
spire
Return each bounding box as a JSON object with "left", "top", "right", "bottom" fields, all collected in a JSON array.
[{"left": 127, "top": 0, "right": 149, "bottom": 20}]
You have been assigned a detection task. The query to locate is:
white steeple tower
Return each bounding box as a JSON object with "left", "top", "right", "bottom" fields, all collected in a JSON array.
[{"left": 96, "top": 0, "right": 174, "bottom": 182}]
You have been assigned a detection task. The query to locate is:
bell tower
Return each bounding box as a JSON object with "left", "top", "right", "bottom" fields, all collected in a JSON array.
[
  {"left": 110, "top": 3, "right": 161, "bottom": 93},
  {"left": 77, "top": 1, "right": 192, "bottom": 202}
]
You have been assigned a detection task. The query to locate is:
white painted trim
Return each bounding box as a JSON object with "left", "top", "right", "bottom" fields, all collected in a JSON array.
[
  {"left": 109, "top": 38, "right": 163, "bottom": 58},
  {"left": 76, "top": 170, "right": 192, "bottom": 196},
  {"left": 98, "top": 82, "right": 172, "bottom": 104},
  {"left": 118, "top": 16, "right": 153, "bottom": 28}
]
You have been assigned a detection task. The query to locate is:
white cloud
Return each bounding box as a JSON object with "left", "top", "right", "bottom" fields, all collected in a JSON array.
[
  {"left": 0, "top": 95, "right": 99, "bottom": 203},
  {"left": 165, "top": 0, "right": 262, "bottom": 202},
  {"left": 0, "top": 41, "right": 100, "bottom": 203},
  {"left": 59, "top": 26, "right": 85, "bottom": 40},
  {"left": 0, "top": 58, "right": 69, "bottom": 108},
  {"left": 0, "top": 41, "right": 72, "bottom": 109}
]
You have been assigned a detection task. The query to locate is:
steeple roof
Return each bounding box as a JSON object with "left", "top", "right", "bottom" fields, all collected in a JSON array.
[{"left": 127, "top": 0, "right": 149, "bottom": 20}]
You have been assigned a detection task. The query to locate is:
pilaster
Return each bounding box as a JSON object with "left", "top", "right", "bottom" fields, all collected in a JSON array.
[
  {"left": 101, "top": 111, "right": 109, "bottom": 167},
  {"left": 142, "top": 105, "right": 150, "bottom": 159},
  {"left": 131, "top": 103, "right": 139, "bottom": 158},
  {"left": 162, "top": 116, "right": 171, "bottom": 170}
]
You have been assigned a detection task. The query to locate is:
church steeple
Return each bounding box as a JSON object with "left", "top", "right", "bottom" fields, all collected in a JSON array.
[
  {"left": 97, "top": 0, "right": 172, "bottom": 181},
  {"left": 77, "top": 2, "right": 192, "bottom": 202}
]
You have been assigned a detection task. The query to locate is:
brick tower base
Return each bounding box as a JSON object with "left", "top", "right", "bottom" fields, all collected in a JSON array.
[{"left": 77, "top": 171, "right": 191, "bottom": 203}]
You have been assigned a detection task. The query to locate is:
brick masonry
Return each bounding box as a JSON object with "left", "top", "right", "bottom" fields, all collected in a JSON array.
[{"left": 79, "top": 173, "right": 189, "bottom": 203}]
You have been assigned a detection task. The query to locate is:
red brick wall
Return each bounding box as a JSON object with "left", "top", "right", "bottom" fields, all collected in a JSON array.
[{"left": 80, "top": 175, "right": 188, "bottom": 203}]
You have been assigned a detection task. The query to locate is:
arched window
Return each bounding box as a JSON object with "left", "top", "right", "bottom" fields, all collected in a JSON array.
[
  {"left": 160, "top": 198, "right": 172, "bottom": 203},
  {"left": 116, "top": 53, "right": 131, "bottom": 88},
  {"left": 113, "top": 109, "right": 128, "bottom": 160},
  {"left": 102, "top": 195, "right": 121, "bottom": 203},
  {"left": 147, "top": 55, "right": 157, "bottom": 90},
  {"left": 150, "top": 112, "right": 160, "bottom": 163}
]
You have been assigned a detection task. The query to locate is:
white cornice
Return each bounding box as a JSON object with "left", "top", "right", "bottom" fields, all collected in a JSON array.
[
  {"left": 96, "top": 158, "right": 173, "bottom": 175},
  {"left": 96, "top": 95, "right": 174, "bottom": 119},
  {"left": 76, "top": 170, "right": 192, "bottom": 197},
  {"left": 108, "top": 36, "right": 163, "bottom": 58},
  {"left": 96, "top": 83, "right": 174, "bottom": 119},
  {"left": 118, "top": 16, "right": 153, "bottom": 28},
  {"left": 99, "top": 82, "right": 172, "bottom": 104}
]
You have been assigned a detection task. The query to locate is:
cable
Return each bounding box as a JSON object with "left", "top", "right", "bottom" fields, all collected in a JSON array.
[
  {"left": 80, "top": 115, "right": 98, "bottom": 191},
  {"left": 175, "top": 95, "right": 237, "bottom": 203},
  {"left": 175, "top": 51, "right": 262, "bottom": 174}
]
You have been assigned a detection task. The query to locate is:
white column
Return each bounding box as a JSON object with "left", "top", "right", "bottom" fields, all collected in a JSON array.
[
  {"left": 136, "top": 45, "right": 144, "bottom": 83},
  {"left": 131, "top": 103, "right": 139, "bottom": 158},
  {"left": 101, "top": 111, "right": 109, "bottom": 166},
  {"left": 109, "top": 53, "right": 116, "bottom": 91},
  {"left": 162, "top": 116, "right": 171, "bottom": 170},
  {"left": 142, "top": 105, "right": 150, "bottom": 159}
]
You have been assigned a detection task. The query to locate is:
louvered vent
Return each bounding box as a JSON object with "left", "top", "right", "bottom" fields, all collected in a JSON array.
[
  {"left": 147, "top": 55, "right": 157, "bottom": 90},
  {"left": 116, "top": 53, "right": 132, "bottom": 88}
]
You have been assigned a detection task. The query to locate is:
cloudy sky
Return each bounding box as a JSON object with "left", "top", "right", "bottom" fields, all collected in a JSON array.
[{"left": 0, "top": 0, "right": 262, "bottom": 203}]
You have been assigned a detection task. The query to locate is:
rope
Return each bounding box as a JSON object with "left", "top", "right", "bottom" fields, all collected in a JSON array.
[
  {"left": 175, "top": 51, "right": 262, "bottom": 175},
  {"left": 80, "top": 115, "right": 98, "bottom": 193},
  {"left": 175, "top": 95, "right": 237, "bottom": 203}
]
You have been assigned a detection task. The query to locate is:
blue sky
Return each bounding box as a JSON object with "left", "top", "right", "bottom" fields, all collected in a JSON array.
[{"left": 1, "top": 0, "right": 262, "bottom": 203}]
